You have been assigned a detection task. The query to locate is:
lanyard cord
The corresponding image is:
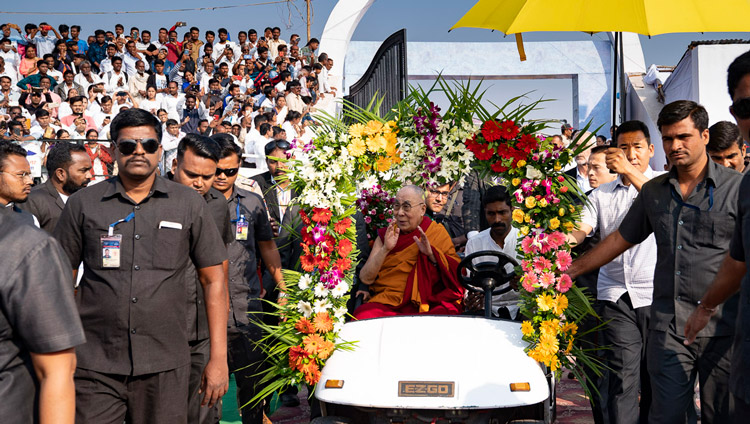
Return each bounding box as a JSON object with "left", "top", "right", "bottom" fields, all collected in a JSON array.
[
  {"left": 108, "top": 212, "right": 135, "bottom": 236},
  {"left": 670, "top": 184, "right": 714, "bottom": 212}
]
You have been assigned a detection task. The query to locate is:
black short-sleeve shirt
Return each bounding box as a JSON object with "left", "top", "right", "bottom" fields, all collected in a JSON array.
[
  {"left": 226, "top": 187, "right": 273, "bottom": 327},
  {"left": 0, "top": 215, "right": 86, "bottom": 423},
  {"left": 53, "top": 176, "right": 226, "bottom": 376},
  {"left": 186, "top": 187, "right": 233, "bottom": 342},
  {"left": 729, "top": 172, "right": 750, "bottom": 402},
  {"left": 618, "top": 158, "right": 742, "bottom": 336}
]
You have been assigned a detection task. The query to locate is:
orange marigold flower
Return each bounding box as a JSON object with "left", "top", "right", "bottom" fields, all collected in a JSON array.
[
  {"left": 311, "top": 208, "right": 333, "bottom": 224},
  {"left": 313, "top": 313, "right": 334, "bottom": 333},
  {"left": 295, "top": 318, "right": 316, "bottom": 334},
  {"left": 334, "top": 218, "right": 352, "bottom": 235},
  {"left": 288, "top": 345, "right": 309, "bottom": 370}
]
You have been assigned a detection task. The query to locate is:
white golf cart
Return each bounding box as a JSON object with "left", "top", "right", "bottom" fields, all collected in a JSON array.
[{"left": 313, "top": 251, "right": 557, "bottom": 424}]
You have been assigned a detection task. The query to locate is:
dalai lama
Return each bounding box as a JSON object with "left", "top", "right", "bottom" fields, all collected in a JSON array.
[{"left": 353, "top": 185, "right": 465, "bottom": 319}]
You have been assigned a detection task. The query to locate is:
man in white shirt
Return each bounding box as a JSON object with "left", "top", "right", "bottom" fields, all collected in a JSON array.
[
  {"left": 29, "top": 23, "right": 60, "bottom": 57},
  {"left": 73, "top": 61, "right": 102, "bottom": 94},
  {"left": 122, "top": 41, "right": 149, "bottom": 76},
  {"left": 211, "top": 28, "right": 240, "bottom": 63},
  {"left": 267, "top": 27, "right": 287, "bottom": 60},
  {"left": 160, "top": 81, "right": 185, "bottom": 121},
  {"left": 160, "top": 118, "right": 185, "bottom": 175},
  {"left": 568, "top": 120, "right": 661, "bottom": 424},
  {"left": 0, "top": 40, "right": 20, "bottom": 78},
  {"left": 101, "top": 56, "right": 128, "bottom": 96},
  {"left": 29, "top": 109, "right": 58, "bottom": 139},
  {"left": 0, "top": 75, "right": 20, "bottom": 115},
  {"left": 284, "top": 80, "right": 305, "bottom": 114},
  {"left": 127, "top": 60, "right": 149, "bottom": 103},
  {"left": 463, "top": 185, "right": 520, "bottom": 319},
  {"left": 93, "top": 95, "right": 116, "bottom": 131},
  {"left": 98, "top": 44, "right": 120, "bottom": 75}
]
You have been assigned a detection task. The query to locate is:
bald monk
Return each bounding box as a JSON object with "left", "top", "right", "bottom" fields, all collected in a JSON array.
[{"left": 353, "top": 185, "right": 465, "bottom": 319}]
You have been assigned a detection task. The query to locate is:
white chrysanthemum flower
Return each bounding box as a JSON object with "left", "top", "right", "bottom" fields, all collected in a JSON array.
[
  {"left": 313, "top": 299, "right": 332, "bottom": 314},
  {"left": 313, "top": 283, "right": 329, "bottom": 298},
  {"left": 297, "top": 301, "right": 313, "bottom": 318},
  {"left": 334, "top": 307, "right": 348, "bottom": 319},
  {"left": 331, "top": 282, "right": 349, "bottom": 298},
  {"left": 298, "top": 275, "right": 312, "bottom": 290},
  {"left": 333, "top": 322, "right": 344, "bottom": 334},
  {"left": 526, "top": 165, "right": 544, "bottom": 180}
]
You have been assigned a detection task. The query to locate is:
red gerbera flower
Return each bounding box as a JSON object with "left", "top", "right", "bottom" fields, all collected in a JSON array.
[
  {"left": 491, "top": 161, "right": 509, "bottom": 173},
  {"left": 337, "top": 238, "right": 353, "bottom": 258},
  {"left": 498, "top": 120, "right": 521, "bottom": 140},
  {"left": 311, "top": 207, "right": 333, "bottom": 224},
  {"left": 300, "top": 210, "right": 311, "bottom": 225},
  {"left": 335, "top": 257, "right": 352, "bottom": 271},
  {"left": 517, "top": 133, "right": 539, "bottom": 153},
  {"left": 481, "top": 120, "right": 504, "bottom": 142},
  {"left": 300, "top": 254, "right": 316, "bottom": 272},
  {"left": 334, "top": 218, "right": 352, "bottom": 235},
  {"left": 473, "top": 143, "right": 496, "bottom": 161}
]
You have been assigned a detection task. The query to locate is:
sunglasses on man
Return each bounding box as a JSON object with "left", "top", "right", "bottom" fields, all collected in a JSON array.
[
  {"left": 263, "top": 139, "right": 291, "bottom": 156},
  {"left": 116, "top": 138, "right": 160, "bottom": 155},
  {"left": 215, "top": 167, "right": 239, "bottom": 177}
]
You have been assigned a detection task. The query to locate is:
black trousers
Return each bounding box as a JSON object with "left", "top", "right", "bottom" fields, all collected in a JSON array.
[
  {"left": 74, "top": 365, "right": 189, "bottom": 424},
  {"left": 734, "top": 393, "right": 750, "bottom": 424},
  {"left": 601, "top": 293, "right": 651, "bottom": 424},
  {"left": 188, "top": 338, "right": 220, "bottom": 424},
  {"left": 647, "top": 324, "right": 734, "bottom": 424},
  {"left": 227, "top": 323, "right": 266, "bottom": 424}
]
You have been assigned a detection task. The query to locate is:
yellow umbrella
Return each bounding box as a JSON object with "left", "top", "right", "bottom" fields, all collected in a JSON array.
[{"left": 451, "top": 0, "right": 750, "bottom": 35}]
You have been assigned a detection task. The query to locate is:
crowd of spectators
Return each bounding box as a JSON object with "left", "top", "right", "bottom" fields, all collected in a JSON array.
[{"left": 0, "top": 20, "right": 338, "bottom": 176}]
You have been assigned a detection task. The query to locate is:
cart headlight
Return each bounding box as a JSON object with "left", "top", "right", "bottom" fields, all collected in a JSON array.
[
  {"left": 510, "top": 382, "right": 530, "bottom": 392},
  {"left": 324, "top": 379, "right": 344, "bottom": 389}
]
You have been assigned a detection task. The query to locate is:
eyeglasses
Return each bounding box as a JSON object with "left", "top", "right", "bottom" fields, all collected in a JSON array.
[
  {"left": 732, "top": 98, "right": 750, "bottom": 119},
  {"left": 0, "top": 170, "right": 33, "bottom": 181},
  {"left": 116, "top": 138, "right": 160, "bottom": 155},
  {"left": 429, "top": 188, "right": 451, "bottom": 198},
  {"left": 393, "top": 202, "right": 423, "bottom": 213},
  {"left": 215, "top": 167, "right": 239, "bottom": 177}
]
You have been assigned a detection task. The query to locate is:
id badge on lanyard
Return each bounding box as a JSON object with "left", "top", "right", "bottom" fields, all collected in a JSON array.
[{"left": 102, "top": 212, "right": 135, "bottom": 269}]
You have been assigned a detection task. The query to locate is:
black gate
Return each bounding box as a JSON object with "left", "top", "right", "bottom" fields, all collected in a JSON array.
[{"left": 344, "top": 29, "right": 408, "bottom": 116}]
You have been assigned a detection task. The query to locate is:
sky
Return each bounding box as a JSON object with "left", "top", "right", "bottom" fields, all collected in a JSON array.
[{"left": 4, "top": 0, "right": 750, "bottom": 127}]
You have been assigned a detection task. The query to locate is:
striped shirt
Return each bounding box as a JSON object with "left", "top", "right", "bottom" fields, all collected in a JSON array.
[{"left": 581, "top": 168, "right": 662, "bottom": 308}]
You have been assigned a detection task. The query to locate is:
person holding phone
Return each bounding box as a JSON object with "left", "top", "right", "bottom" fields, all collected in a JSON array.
[{"left": 28, "top": 22, "right": 60, "bottom": 57}]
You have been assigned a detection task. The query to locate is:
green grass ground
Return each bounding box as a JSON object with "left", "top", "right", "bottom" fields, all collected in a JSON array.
[{"left": 220, "top": 375, "right": 242, "bottom": 424}]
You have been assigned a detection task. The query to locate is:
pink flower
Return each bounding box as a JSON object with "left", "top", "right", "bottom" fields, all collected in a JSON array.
[
  {"left": 556, "top": 274, "right": 573, "bottom": 293},
  {"left": 539, "top": 272, "right": 556, "bottom": 288},
  {"left": 521, "top": 237, "right": 536, "bottom": 255},
  {"left": 547, "top": 232, "right": 566, "bottom": 249},
  {"left": 533, "top": 257, "right": 552, "bottom": 273},
  {"left": 555, "top": 250, "right": 573, "bottom": 271},
  {"left": 521, "top": 259, "right": 533, "bottom": 272},
  {"left": 522, "top": 272, "right": 538, "bottom": 292},
  {"left": 514, "top": 191, "right": 525, "bottom": 203}
]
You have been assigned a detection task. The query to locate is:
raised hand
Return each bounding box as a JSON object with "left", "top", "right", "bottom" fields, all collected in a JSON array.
[
  {"left": 414, "top": 226, "right": 436, "bottom": 263},
  {"left": 383, "top": 222, "right": 399, "bottom": 252}
]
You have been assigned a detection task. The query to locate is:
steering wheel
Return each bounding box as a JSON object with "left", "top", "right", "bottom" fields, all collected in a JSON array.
[{"left": 456, "top": 250, "right": 519, "bottom": 296}]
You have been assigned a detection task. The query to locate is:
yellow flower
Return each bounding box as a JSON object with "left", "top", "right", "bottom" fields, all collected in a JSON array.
[
  {"left": 563, "top": 221, "right": 575, "bottom": 232},
  {"left": 539, "top": 332, "right": 560, "bottom": 357},
  {"left": 521, "top": 321, "right": 535, "bottom": 336},
  {"left": 520, "top": 226, "right": 530, "bottom": 236},
  {"left": 539, "top": 198, "right": 548, "bottom": 208},
  {"left": 524, "top": 213, "right": 531, "bottom": 223},
  {"left": 540, "top": 318, "right": 560, "bottom": 337},
  {"left": 512, "top": 178, "right": 521, "bottom": 186},
  {"left": 384, "top": 133, "right": 398, "bottom": 155},
  {"left": 561, "top": 322, "right": 578, "bottom": 336},
  {"left": 549, "top": 217, "right": 560, "bottom": 230},
  {"left": 558, "top": 207, "right": 566, "bottom": 217},
  {"left": 386, "top": 120, "right": 399, "bottom": 133},
  {"left": 549, "top": 354, "right": 561, "bottom": 372},
  {"left": 366, "top": 135, "right": 388, "bottom": 152},
  {"left": 554, "top": 162, "right": 562, "bottom": 171},
  {"left": 565, "top": 338, "right": 574, "bottom": 354},
  {"left": 525, "top": 197, "right": 537, "bottom": 209},
  {"left": 568, "top": 204, "right": 576, "bottom": 213},
  {"left": 375, "top": 156, "right": 392, "bottom": 172},
  {"left": 512, "top": 209, "right": 525, "bottom": 224},
  {"left": 364, "top": 120, "right": 384, "bottom": 136},
  {"left": 536, "top": 293, "right": 555, "bottom": 312},
  {"left": 348, "top": 123, "right": 366, "bottom": 139},
  {"left": 347, "top": 138, "right": 366, "bottom": 157},
  {"left": 517, "top": 160, "right": 527, "bottom": 168},
  {"left": 553, "top": 294, "right": 569, "bottom": 315}
]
